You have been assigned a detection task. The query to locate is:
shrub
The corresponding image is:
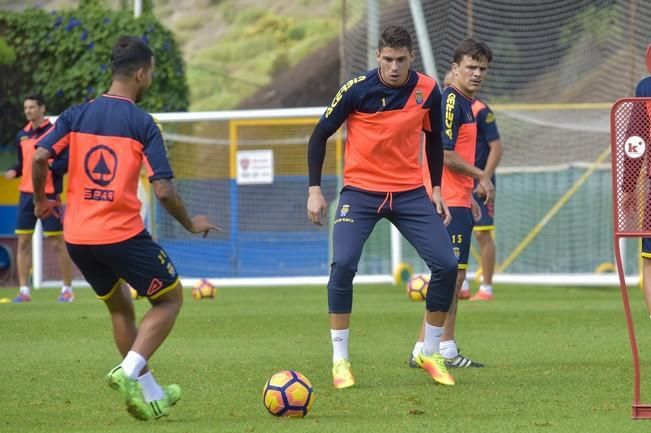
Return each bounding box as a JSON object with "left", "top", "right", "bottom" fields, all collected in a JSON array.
[{"left": 0, "top": 0, "right": 188, "bottom": 148}]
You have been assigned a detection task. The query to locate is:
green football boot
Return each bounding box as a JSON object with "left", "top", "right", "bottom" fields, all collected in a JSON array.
[
  {"left": 147, "top": 384, "right": 182, "bottom": 419},
  {"left": 105, "top": 366, "right": 152, "bottom": 421}
]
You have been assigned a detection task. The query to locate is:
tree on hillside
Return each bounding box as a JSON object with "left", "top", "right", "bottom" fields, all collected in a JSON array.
[{"left": 0, "top": 0, "right": 188, "bottom": 148}]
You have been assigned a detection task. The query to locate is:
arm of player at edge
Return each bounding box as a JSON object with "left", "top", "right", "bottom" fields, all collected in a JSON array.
[
  {"left": 474, "top": 137, "right": 502, "bottom": 197},
  {"left": 482, "top": 138, "right": 502, "bottom": 180}
]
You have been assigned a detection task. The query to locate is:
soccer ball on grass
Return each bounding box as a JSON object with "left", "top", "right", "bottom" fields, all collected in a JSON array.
[
  {"left": 192, "top": 279, "right": 216, "bottom": 300},
  {"left": 263, "top": 370, "right": 314, "bottom": 418}
]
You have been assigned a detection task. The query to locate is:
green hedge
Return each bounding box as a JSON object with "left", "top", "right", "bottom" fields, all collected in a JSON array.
[{"left": 0, "top": 0, "right": 188, "bottom": 148}]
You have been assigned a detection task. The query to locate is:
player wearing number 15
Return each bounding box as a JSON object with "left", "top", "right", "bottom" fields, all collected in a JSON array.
[
  {"left": 307, "top": 25, "right": 458, "bottom": 389},
  {"left": 413, "top": 39, "right": 494, "bottom": 369},
  {"left": 31, "top": 35, "right": 219, "bottom": 420}
]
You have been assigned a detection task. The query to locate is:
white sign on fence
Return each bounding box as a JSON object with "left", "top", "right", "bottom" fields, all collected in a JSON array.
[{"left": 236, "top": 150, "right": 274, "bottom": 185}]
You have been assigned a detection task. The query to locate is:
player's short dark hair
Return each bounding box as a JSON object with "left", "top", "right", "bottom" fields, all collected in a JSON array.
[
  {"left": 378, "top": 25, "right": 413, "bottom": 52},
  {"left": 110, "top": 35, "right": 154, "bottom": 77},
  {"left": 24, "top": 93, "right": 45, "bottom": 106},
  {"left": 453, "top": 39, "right": 493, "bottom": 64}
]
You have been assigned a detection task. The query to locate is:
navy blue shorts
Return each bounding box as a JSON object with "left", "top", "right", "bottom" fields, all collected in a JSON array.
[
  {"left": 642, "top": 238, "right": 651, "bottom": 258},
  {"left": 15, "top": 192, "right": 64, "bottom": 236},
  {"left": 472, "top": 191, "right": 495, "bottom": 231},
  {"left": 447, "top": 207, "right": 474, "bottom": 270},
  {"left": 328, "top": 186, "right": 457, "bottom": 314},
  {"left": 66, "top": 230, "right": 179, "bottom": 300}
]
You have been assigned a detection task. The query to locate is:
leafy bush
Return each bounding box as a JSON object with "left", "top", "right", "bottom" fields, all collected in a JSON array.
[
  {"left": 0, "top": 0, "right": 188, "bottom": 148},
  {"left": 0, "top": 36, "right": 15, "bottom": 64}
]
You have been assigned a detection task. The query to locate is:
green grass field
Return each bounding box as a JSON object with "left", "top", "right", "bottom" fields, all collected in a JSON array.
[{"left": 2, "top": 282, "right": 651, "bottom": 432}]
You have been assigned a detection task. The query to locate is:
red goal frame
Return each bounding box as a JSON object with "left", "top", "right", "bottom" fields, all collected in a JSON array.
[{"left": 611, "top": 97, "right": 651, "bottom": 418}]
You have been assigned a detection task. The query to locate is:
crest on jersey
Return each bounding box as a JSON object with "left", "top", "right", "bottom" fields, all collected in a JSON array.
[
  {"left": 415, "top": 89, "right": 423, "bottom": 105},
  {"left": 84, "top": 144, "right": 117, "bottom": 186},
  {"left": 624, "top": 136, "right": 646, "bottom": 159},
  {"left": 340, "top": 204, "right": 350, "bottom": 217}
]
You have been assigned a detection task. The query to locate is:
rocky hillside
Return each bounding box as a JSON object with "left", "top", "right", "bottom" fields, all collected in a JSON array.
[{"left": 2, "top": 0, "right": 341, "bottom": 109}]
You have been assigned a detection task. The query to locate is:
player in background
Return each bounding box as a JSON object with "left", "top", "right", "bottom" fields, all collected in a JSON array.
[
  {"left": 411, "top": 39, "right": 494, "bottom": 369},
  {"left": 4, "top": 94, "right": 75, "bottom": 303},
  {"left": 307, "top": 25, "right": 458, "bottom": 389},
  {"left": 460, "top": 90, "right": 503, "bottom": 301},
  {"left": 629, "top": 45, "right": 651, "bottom": 314},
  {"left": 32, "top": 36, "right": 219, "bottom": 420}
]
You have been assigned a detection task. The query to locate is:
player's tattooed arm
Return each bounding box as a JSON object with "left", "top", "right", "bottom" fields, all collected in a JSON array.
[
  {"left": 32, "top": 147, "right": 59, "bottom": 219},
  {"left": 32, "top": 148, "right": 50, "bottom": 203}
]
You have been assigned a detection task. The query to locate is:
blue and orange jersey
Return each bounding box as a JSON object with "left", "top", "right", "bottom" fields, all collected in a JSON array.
[
  {"left": 11, "top": 119, "right": 67, "bottom": 194},
  {"left": 441, "top": 85, "right": 477, "bottom": 208},
  {"left": 471, "top": 99, "right": 500, "bottom": 175},
  {"left": 36, "top": 94, "right": 174, "bottom": 245},
  {"left": 317, "top": 68, "right": 441, "bottom": 192}
]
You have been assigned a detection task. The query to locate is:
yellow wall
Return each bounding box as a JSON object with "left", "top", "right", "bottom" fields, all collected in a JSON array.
[
  {"left": 0, "top": 177, "right": 68, "bottom": 205},
  {"left": 0, "top": 178, "right": 20, "bottom": 205}
]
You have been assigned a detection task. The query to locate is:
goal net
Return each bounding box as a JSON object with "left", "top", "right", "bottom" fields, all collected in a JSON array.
[
  {"left": 147, "top": 110, "right": 344, "bottom": 285},
  {"left": 339, "top": 0, "right": 651, "bottom": 284}
]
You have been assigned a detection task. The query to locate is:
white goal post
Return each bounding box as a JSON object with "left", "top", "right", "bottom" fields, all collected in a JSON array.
[{"left": 33, "top": 105, "right": 637, "bottom": 289}]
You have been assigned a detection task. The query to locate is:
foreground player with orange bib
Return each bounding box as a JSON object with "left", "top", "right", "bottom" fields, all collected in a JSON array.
[{"left": 31, "top": 36, "right": 219, "bottom": 420}]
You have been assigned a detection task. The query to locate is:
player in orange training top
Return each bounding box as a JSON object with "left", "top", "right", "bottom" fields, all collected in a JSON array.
[
  {"left": 32, "top": 36, "right": 219, "bottom": 421},
  {"left": 5, "top": 94, "right": 75, "bottom": 303},
  {"left": 307, "top": 25, "right": 458, "bottom": 389}
]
